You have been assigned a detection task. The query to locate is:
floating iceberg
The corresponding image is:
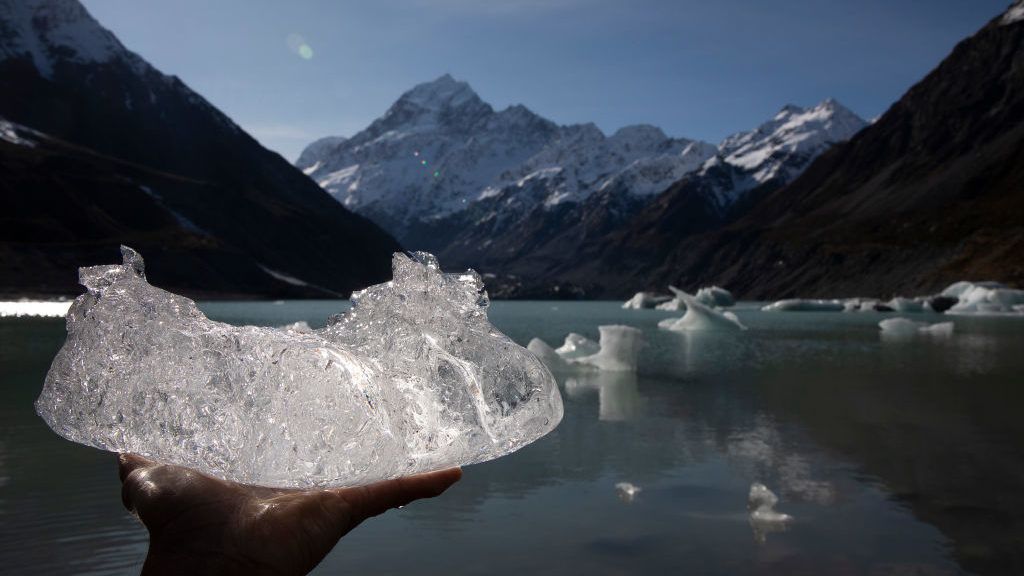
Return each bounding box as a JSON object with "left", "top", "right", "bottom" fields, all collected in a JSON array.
[
  {"left": 279, "top": 320, "right": 313, "bottom": 333},
  {"left": 554, "top": 333, "right": 600, "bottom": 359},
  {"left": 621, "top": 291, "right": 671, "bottom": 309},
  {"left": 659, "top": 292, "right": 746, "bottom": 332},
  {"left": 940, "top": 281, "right": 1024, "bottom": 315},
  {"left": 762, "top": 299, "right": 845, "bottom": 312},
  {"left": 878, "top": 318, "right": 955, "bottom": 337},
  {"left": 748, "top": 483, "right": 792, "bottom": 524},
  {"left": 36, "top": 247, "right": 563, "bottom": 488},
  {"left": 615, "top": 482, "right": 642, "bottom": 502},
  {"left": 885, "top": 296, "right": 928, "bottom": 313},
  {"left": 695, "top": 285, "right": 735, "bottom": 308},
  {"left": 841, "top": 298, "right": 893, "bottom": 313},
  {"left": 529, "top": 325, "right": 643, "bottom": 373},
  {"left": 0, "top": 300, "right": 73, "bottom": 318}
]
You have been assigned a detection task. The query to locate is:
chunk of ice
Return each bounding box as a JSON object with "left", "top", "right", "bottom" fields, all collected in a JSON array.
[
  {"left": 658, "top": 292, "right": 746, "bottom": 331},
  {"left": 554, "top": 333, "right": 600, "bottom": 359},
  {"left": 616, "top": 481, "right": 642, "bottom": 502},
  {"left": 36, "top": 247, "right": 563, "bottom": 488},
  {"left": 621, "top": 291, "right": 670, "bottom": 309},
  {"left": 694, "top": 285, "right": 735, "bottom": 308},
  {"left": 879, "top": 318, "right": 954, "bottom": 337},
  {"left": 530, "top": 325, "right": 643, "bottom": 373},
  {"left": 941, "top": 281, "right": 1024, "bottom": 315},
  {"left": 748, "top": 482, "right": 792, "bottom": 523},
  {"left": 762, "top": 299, "right": 845, "bottom": 312}
]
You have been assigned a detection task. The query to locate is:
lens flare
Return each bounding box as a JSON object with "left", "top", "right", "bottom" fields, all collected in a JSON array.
[{"left": 286, "top": 33, "right": 314, "bottom": 60}]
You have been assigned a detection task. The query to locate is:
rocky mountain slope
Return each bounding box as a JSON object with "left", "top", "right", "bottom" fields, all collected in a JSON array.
[
  {"left": 0, "top": 0, "right": 399, "bottom": 298},
  {"left": 572, "top": 2, "right": 1024, "bottom": 299}
]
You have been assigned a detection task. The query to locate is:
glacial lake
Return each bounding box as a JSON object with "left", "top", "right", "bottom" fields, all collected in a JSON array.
[{"left": 2, "top": 301, "right": 1023, "bottom": 575}]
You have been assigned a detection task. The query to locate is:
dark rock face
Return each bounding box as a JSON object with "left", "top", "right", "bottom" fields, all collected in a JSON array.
[
  {"left": 0, "top": 0, "right": 399, "bottom": 298},
  {"left": 551, "top": 10, "right": 1024, "bottom": 299}
]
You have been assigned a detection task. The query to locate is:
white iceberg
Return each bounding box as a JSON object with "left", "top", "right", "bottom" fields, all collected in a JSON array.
[
  {"left": 616, "top": 481, "right": 642, "bottom": 502},
  {"left": 554, "top": 333, "right": 600, "bottom": 359},
  {"left": 748, "top": 482, "right": 792, "bottom": 524},
  {"left": 694, "top": 285, "right": 735, "bottom": 308},
  {"left": 762, "top": 298, "right": 845, "bottom": 312},
  {"left": 530, "top": 325, "right": 643, "bottom": 373},
  {"left": 940, "top": 281, "right": 1024, "bottom": 315},
  {"left": 885, "top": 296, "right": 928, "bottom": 313},
  {"left": 36, "top": 247, "right": 563, "bottom": 488},
  {"left": 659, "top": 292, "right": 746, "bottom": 332},
  {"left": 279, "top": 320, "right": 313, "bottom": 333},
  {"left": 621, "top": 291, "right": 671, "bottom": 309},
  {"left": 879, "top": 318, "right": 955, "bottom": 337}
]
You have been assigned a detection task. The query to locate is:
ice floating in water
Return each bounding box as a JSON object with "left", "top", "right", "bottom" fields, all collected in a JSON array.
[
  {"left": 279, "top": 320, "right": 313, "bottom": 333},
  {"left": 695, "top": 285, "right": 735, "bottom": 308},
  {"left": 616, "top": 482, "right": 642, "bottom": 502},
  {"left": 885, "top": 296, "right": 928, "bottom": 313},
  {"left": 762, "top": 299, "right": 845, "bottom": 312},
  {"left": 748, "top": 483, "right": 792, "bottom": 524},
  {"left": 36, "top": 247, "right": 563, "bottom": 488},
  {"left": 941, "top": 281, "right": 1024, "bottom": 315},
  {"left": 658, "top": 292, "right": 746, "bottom": 332},
  {"left": 555, "top": 333, "right": 600, "bottom": 359},
  {"left": 622, "top": 291, "right": 670, "bottom": 309},
  {"left": 841, "top": 298, "right": 893, "bottom": 313},
  {"left": 0, "top": 300, "right": 72, "bottom": 318},
  {"left": 879, "top": 318, "right": 955, "bottom": 338},
  {"left": 529, "top": 325, "right": 643, "bottom": 373}
]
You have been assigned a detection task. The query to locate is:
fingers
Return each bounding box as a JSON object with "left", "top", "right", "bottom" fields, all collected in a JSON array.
[
  {"left": 118, "top": 453, "right": 155, "bottom": 483},
  {"left": 341, "top": 468, "right": 462, "bottom": 522}
]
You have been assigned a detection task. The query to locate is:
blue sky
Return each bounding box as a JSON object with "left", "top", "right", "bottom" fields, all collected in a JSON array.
[{"left": 83, "top": 0, "right": 1010, "bottom": 162}]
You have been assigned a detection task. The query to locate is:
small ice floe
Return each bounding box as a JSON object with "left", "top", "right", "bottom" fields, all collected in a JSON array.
[
  {"left": 841, "top": 298, "right": 893, "bottom": 313},
  {"left": 749, "top": 483, "right": 793, "bottom": 524},
  {"left": 616, "top": 482, "right": 642, "bottom": 503},
  {"left": 879, "top": 318, "right": 954, "bottom": 338},
  {"left": 695, "top": 286, "right": 735, "bottom": 308},
  {"left": 0, "top": 300, "right": 73, "bottom": 318},
  {"left": 761, "top": 299, "right": 845, "bottom": 312},
  {"left": 279, "top": 321, "right": 313, "bottom": 333},
  {"left": 885, "top": 296, "right": 929, "bottom": 313},
  {"left": 529, "top": 325, "right": 643, "bottom": 373},
  {"left": 658, "top": 291, "right": 746, "bottom": 332},
  {"left": 554, "top": 333, "right": 600, "bottom": 359},
  {"left": 622, "top": 291, "right": 671, "bottom": 310},
  {"left": 940, "top": 281, "right": 1024, "bottom": 315}
]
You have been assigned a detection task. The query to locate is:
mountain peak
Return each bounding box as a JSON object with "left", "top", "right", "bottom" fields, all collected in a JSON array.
[
  {"left": 0, "top": 0, "right": 138, "bottom": 78},
  {"left": 1002, "top": 0, "right": 1024, "bottom": 25},
  {"left": 397, "top": 74, "right": 481, "bottom": 110}
]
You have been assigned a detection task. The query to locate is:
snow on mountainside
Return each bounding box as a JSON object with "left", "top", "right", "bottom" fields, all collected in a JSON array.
[
  {"left": 298, "top": 75, "right": 721, "bottom": 236},
  {"left": 299, "top": 75, "right": 866, "bottom": 243},
  {"left": 0, "top": 0, "right": 145, "bottom": 78},
  {"left": 695, "top": 99, "right": 868, "bottom": 209}
]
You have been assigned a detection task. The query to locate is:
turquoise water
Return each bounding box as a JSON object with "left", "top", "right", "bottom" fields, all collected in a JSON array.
[{"left": 2, "top": 301, "right": 1023, "bottom": 575}]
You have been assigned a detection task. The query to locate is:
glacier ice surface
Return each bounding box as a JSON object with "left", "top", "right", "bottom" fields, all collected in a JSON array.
[
  {"left": 658, "top": 293, "right": 746, "bottom": 332},
  {"left": 36, "top": 247, "right": 563, "bottom": 488}
]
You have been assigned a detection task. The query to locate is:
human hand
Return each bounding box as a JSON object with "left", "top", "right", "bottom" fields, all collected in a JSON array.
[{"left": 119, "top": 454, "right": 462, "bottom": 576}]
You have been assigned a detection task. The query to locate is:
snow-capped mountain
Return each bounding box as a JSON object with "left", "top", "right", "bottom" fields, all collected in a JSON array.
[
  {"left": 298, "top": 74, "right": 720, "bottom": 238},
  {"left": 299, "top": 76, "right": 865, "bottom": 279},
  {"left": 1, "top": 0, "right": 399, "bottom": 297}
]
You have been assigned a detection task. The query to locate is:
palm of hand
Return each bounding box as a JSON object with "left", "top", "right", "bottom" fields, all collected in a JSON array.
[{"left": 119, "top": 454, "right": 461, "bottom": 576}]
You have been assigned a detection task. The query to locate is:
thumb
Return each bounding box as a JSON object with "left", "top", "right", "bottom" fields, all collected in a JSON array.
[{"left": 340, "top": 468, "right": 463, "bottom": 523}]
